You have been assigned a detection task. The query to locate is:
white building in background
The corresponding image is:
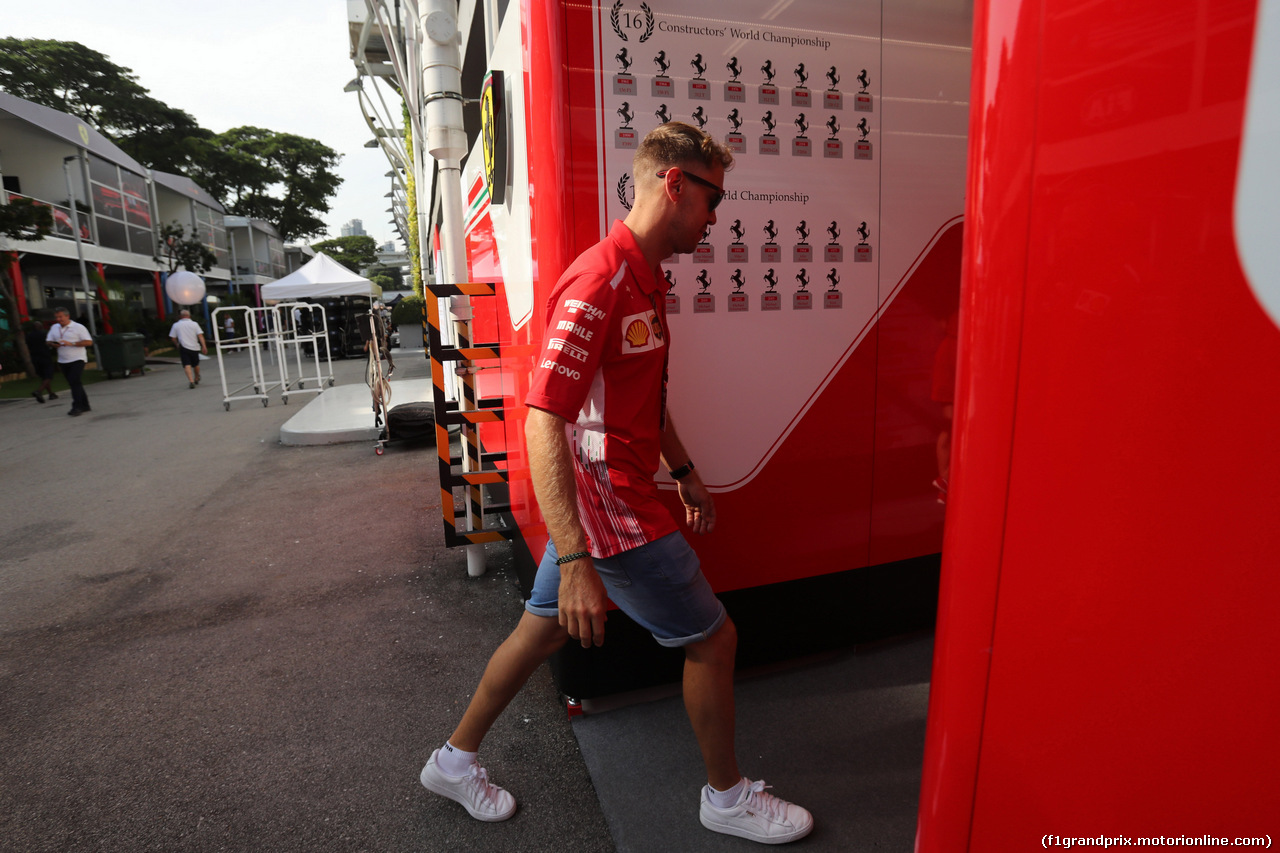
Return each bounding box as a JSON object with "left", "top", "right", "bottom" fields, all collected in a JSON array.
[
  {"left": 340, "top": 218, "right": 366, "bottom": 237},
  {"left": 0, "top": 90, "right": 231, "bottom": 327}
]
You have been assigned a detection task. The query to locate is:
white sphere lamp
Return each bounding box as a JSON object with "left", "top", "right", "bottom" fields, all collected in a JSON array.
[{"left": 165, "top": 270, "right": 206, "bottom": 305}]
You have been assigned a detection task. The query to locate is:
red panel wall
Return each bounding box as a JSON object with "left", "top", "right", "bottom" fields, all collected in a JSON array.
[{"left": 918, "top": 0, "right": 1280, "bottom": 848}]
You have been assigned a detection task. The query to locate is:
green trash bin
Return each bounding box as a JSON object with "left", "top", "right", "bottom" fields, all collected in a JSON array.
[{"left": 95, "top": 333, "right": 146, "bottom": 378}]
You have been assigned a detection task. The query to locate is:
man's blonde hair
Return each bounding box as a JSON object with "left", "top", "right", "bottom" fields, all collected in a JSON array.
[{"left": 634, "top": 121, "right": 734, "bottom": 176}]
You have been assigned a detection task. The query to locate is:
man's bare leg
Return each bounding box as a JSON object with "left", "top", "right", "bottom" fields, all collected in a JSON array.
[
  {"left": 420, "top": 611, "right": 570, "bottom": 821},
  {"left": 688, "top": 616, "right": 814, "bottom": 843},
  {"left": 449, "top": 610, "right": 571, "bottom": 751},
  {"left": 683, "top": 616, "right": 741, "bottom": 791}
]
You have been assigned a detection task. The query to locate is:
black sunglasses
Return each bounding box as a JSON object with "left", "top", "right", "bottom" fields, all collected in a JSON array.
[{"left": 657, "top": 169, "right": 725, "bottom": 211}]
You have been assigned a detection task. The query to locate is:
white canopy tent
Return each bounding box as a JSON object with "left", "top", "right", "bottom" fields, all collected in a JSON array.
[{"left": 260, "top": 253, "right": 383, "bottom": 301}]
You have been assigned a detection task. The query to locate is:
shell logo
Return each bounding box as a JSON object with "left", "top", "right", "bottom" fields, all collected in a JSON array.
[{"left": 625, "top": 318, "right": 650, "bottom": 348}]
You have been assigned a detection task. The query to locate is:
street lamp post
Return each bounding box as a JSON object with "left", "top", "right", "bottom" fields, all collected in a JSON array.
[{"left": 62, "top": 154, "right": 98, "bottom": 337}]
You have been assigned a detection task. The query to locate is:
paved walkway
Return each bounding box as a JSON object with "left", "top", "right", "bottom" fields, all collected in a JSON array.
[{"left": 0, "top": 347, "right": 930, "bottom": 852}]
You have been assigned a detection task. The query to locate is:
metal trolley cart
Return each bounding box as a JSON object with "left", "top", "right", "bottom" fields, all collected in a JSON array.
[
  {"left": 269, "top": 302, "right": 334, "bottom": 404},
  {"left": 212, "top": 305, "right": 273, "bottom": 411}
]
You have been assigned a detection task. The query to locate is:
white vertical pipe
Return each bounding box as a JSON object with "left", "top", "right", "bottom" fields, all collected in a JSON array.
[{"left": 421, "top": 0, "right": 485, "bottom": 577}]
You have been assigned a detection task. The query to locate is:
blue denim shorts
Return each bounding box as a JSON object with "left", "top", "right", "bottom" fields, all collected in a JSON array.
[{"left": 526, "top": 532, "right": 727, "bottom": 647}]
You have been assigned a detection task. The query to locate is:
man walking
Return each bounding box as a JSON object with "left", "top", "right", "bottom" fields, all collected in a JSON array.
[
  {"left": 419, "top": 123, "right": 813, "bottom": 845},
  {"left": 26, "top": 318, "right": 57, "bottom": 403},
  {"left": 169, "top": 309, "right": 208, "bottom": 388},
  {"left": 46, "top": 307, "right": 92, "bottom": 416}
]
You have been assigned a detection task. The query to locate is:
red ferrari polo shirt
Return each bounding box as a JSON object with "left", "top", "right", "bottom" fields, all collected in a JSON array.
[{"left": 525, "top": 220, "right": 677, "bottom": 558}]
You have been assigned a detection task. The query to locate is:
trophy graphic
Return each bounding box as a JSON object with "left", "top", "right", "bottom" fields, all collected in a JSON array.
[
  {"left": 729, "top": 268, "right": 748, "bottom": 312},
  {"left": 793, "top": 62, "right": 812, "bottom": 108},
  {"left": 856, "top": 221, "right": 873, "bottom": 262},
  {"left": 825, "top": 220, "right": 843, "bottom": 262},
  {"left": 613, "top": 47, "right": 637, "bottom": 96},
  {"left": 824, "top": 65, "right": 843, "bottom": 110},
  {"left": 652, "top": 50, "right": 673, "bottom": 98},
  {"left": 725, "top": 56, "right": 745, "bottom": 102},
  {"left": 664, "top": 269, "right": 680, "bottom": 313},
  {"left": 728, "top": 218, "right": 748, "bottom": 263},
  {"left": 760, "top": 59, "right": 780, "bottom": 105},
  {"left": 691, "top": 106, "right": 708, "bottom": 130},
  {"left": 824, "top": 268, "right": 843, "bottom": 309},
  {"left": 794, "top": 219, "right": 812, "bottom": 263},
  {"left": 761, "top": 219, "right": 780, "bottom": 263},
  {"left": 824, "top": 115, "right": 843, "bottom": 159},
  {"left": 794, "top": 268, "right": 813, "bottom": 310},
  {"left": 760, "top": 111, "right": 779, "bottom": 156},
  {"left": 761, "top": 268, "right": 781, "bottom": 311},
  {"left": 725, "top": 109, "right": 746, "bottom": 153},
  {"left": 855, "top": 118, "right": 873, "bottom": 160},
  {"left": 655, "top": 103, "right": 672, "bottom": 124},
  {"left": 615, "top": 101, "right": 638, "bottom": 149},
  {"left": 855, "top": 69, "right": 873, "bottom": 112},
  {"left": 689, "top": 53, "right": 710, "bottom": 100},
  {"left": 694, "top": 225, "right": 714, "bottom": 263},
  {"left": 694, "top": 270, "right": 715, "bottom": 313},
  {"left": 792, "top": 112, "right": 811, "bottom": 157}
]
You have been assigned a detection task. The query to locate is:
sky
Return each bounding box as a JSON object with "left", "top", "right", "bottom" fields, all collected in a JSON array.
[{"left": 7, "top": 0, "right": 401, "bottom": 248}]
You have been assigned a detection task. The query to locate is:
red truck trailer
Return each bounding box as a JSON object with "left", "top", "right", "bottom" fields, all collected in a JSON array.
[
  {"left": 404, "top": 0, "right": 971, "bottom": 697},
  {"left": 915, "top": 0, "right": 1280, "bottom": 846}
]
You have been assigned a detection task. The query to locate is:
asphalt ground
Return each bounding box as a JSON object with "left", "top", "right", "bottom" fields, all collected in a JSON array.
[{"left": 0, "top": 350, "right": 613, "bottom": 852}]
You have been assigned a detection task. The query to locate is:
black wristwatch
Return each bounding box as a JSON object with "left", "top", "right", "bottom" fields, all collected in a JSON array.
[{"left": 669, "top": 460, "right": 695, "bottom": 480}]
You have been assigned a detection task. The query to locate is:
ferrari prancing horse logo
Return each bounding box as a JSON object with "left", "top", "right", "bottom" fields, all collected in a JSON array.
[{"left": 481, "top": 70, "right": 507, "bottom": 205}]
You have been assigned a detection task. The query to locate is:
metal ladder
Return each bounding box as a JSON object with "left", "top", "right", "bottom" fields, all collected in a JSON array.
[{"left": 423, "top": 281, "right": 528, "bottom": 547}]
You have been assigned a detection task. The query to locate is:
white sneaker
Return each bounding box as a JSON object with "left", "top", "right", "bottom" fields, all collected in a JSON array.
[
  {"left": 419, "top": 748, "right": 516, "bottom": 822},
  {"left": 699, "top": 778, "right": 814, "bottom": 844}
]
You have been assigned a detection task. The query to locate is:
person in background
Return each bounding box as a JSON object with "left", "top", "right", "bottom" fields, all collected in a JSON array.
[
  {"left": 25, "top": 318, "right": 57, "bottom": 403},
  {"left": 168, "top": 309, "right": 208, "bottom": 389},
  {"left": 46, "top": 307, "right": 92, "bottom": 416}
]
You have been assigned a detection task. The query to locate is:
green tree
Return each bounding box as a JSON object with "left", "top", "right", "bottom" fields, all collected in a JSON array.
[
  {"left": 190, "top": 127, "right": 342, "bottom": 243},
  {"left": 0, "top": 38, "right": 205, "bottom": 174},
  {"left": 0, "top": 39, "right": 342, "bottom": 242},
  {"left": 312, "top": 235, "right": 378, "bottom": 274},
  {"left": 0, "top": 197, "right": 54, "bottom": 378},
  {"left": 364, "top": 262, "right": 405, "bottom": 290}
]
